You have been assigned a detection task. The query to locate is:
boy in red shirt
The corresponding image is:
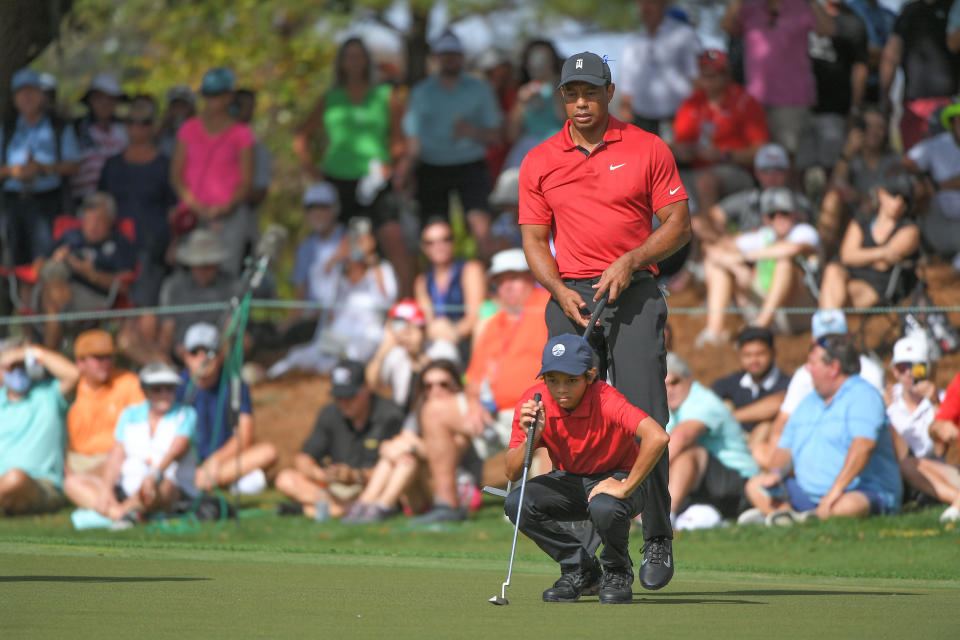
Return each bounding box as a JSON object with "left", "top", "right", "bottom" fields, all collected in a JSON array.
[{"left": 504, "top": 334, "right": 669, "bottom": 604}]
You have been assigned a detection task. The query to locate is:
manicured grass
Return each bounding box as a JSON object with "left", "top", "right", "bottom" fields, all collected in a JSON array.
[{"left": 1, "top": 500, "right": 957, "bottom": 639}]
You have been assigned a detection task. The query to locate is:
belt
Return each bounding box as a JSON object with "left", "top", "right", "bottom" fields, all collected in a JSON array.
[{"left": 562, "top": 270, "right": 654, "bottom": 286}]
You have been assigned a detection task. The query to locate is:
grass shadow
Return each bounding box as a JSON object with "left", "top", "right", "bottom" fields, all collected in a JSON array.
[
  {"left": 572, "top": 594, "right": 764, "bottom": 606},
  {"left": 0, "top": 576, "right": 211, "bottom": 583},
  {"left": 660, "top": 589, "right": 919, "bottom": 597}
]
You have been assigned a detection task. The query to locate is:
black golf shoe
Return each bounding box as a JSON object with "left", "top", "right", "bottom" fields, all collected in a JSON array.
[
  {"left": 597, "top": 569, "right": 634, "bottom": 604},
  {"left": 639, "top": 536, "right": 673, "bottom": 590},
  {"left": 542, "top": 562, "right": 602, "bottom": 603}
]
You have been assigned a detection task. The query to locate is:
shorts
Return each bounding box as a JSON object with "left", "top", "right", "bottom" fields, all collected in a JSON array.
[
  {"left": 686, "top": 453, "right": 749, "bottom": 519},
  {"left": 795, "top": 113, "right": 846, "bottom": 170},
  {"left": 471, "top": 408, "right": 514, "bottom": 460},
  {"left": 784, "top": 478, "right": 897, "bottom": 515},
  {"left": 328, "top": 176, "right": 398, "bottom": 228},
  {"left": 415, "top": 160, "right": 491, "bottom": 221},
  {"left": 24, "top": 478, "right": 67, "bottom": 514},
  {"left": 765, "top": 106, "right": 810, "bottom": 156},
  {"left": 66, "top": 451, "right": 109, "bottom": 474}
]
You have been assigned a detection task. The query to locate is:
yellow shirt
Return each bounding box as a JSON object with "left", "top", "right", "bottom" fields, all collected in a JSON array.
[{"left": 67, "top": 370, "right": 145, "bottom": 455}]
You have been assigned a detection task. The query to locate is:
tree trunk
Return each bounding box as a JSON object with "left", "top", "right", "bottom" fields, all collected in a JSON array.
[{"left": 0, "top": 0, "right": 73, "bottom": 115}]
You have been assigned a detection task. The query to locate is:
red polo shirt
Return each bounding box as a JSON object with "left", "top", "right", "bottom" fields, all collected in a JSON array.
[
  {"left": 673, "top": 83, "right": 769, "bottom": 167},
  {"left": 509, "top": 380, "right": 648, "bottom": 475},
  {"left": 935, "top": 372, "right": 960, "bottom": 426},
  {"left": 518, "top": 116, "right": 687, "bottom": 279}
]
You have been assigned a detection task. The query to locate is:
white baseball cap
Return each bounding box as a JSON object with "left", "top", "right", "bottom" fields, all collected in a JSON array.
[
  {"left": 754, "top": 143, "right": 790, "bottom": 172},
  {"left": 303, "top": 182, "right": 339, "bottom": 207},
  {"left": 184, "top": 322, "right": 220, "bottom": 352},
  {"left": 811, "top": 310, "right": 847, "bottom": 339},
  {"left": 487, "top": 248, "right": 529, "bottom": 277},
  {"left": 892, "top": 334, "right": 929, "bottom": 365},
  {"left": 139, "top": 361, "right": 182, "bottom": 387}
]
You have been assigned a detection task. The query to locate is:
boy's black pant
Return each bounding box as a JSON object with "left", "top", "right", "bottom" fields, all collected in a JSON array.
[{"left": 505, "top": 470, "right": 645, "bottom": 573}]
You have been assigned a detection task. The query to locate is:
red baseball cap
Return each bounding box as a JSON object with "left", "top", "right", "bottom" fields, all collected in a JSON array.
[
  {"left": 388, "top": 299, "right": 426, "bottom": 327},
  {"left": 698, "top": 49, "right": 729, "bottom": 73}
]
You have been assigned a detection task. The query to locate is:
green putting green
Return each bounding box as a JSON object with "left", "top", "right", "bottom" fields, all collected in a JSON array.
[{"left": 1, "top": 504, "right": 957, "bottom": 639}]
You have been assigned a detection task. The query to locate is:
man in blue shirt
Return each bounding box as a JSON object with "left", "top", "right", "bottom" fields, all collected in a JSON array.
[
  {"left": 398, "top": 30, "right": 503, "bottom": 260},
  {"left": 176, "top": 323, "right": 276, "bottom": 494},
  {"left": 744, "top": 333, "right": 901, "bottom": 523},
  {"left": 0, "top": 69, "right": 80, "bottom": 265}
]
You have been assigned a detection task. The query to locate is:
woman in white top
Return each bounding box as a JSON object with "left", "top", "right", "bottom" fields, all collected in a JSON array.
[
  {"left": 886, "top": 335, "right": 960, "bottom": 522},
  {"left": 69, "top": 362, "right": 197, "bottom": 524}
]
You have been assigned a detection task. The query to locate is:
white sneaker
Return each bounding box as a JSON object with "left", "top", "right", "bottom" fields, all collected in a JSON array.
[
  {"left": 765, "top": 509, "right": 816, "bottom": 527},
  {"left": 736, "top": 507, "right": 766, "bottom": 526},
  {"left": 694, "top": 328, "right": 729, "bottom": 349},
  {"left": 940, "top": 505, "right": 960, "bottom": 522}
]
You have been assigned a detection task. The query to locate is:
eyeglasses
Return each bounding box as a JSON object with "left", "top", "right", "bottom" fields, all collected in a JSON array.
[
  {"left": 423, "top": 379, "right": 455, "bottom": 391},
  {"left": 422, "top": 236, "right": 453, "bottom": 247},
  {"left": 189, "top": 347, "right": 215, "bottom": 357}
]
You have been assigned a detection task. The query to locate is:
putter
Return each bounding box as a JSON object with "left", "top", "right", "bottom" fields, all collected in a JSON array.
[
  {"left": 489, "top": 392, "right": 542, "bottom": 606},
  {"left": 584, "top": 293, "right": 607, "bottom": 338}
]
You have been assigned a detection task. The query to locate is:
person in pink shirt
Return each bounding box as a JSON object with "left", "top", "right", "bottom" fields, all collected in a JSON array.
[
  {"left": 722, "top": 0, "right": 836, "bottom": 156},
  {"left": 171, "top": 67, "right": 254, "bottom": 275}
]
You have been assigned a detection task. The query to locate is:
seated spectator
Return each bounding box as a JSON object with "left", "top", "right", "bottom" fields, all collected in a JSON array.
[
  {"left": 664, "top": 353, "right": 759, "bottom": 523},
  {"left": 904, "top": 102, "right": 960, "bottom": 269},
  {"left": 68, "top": 362, "right": 198, "bottom": 524},
  {"left": 504, "top": 39, "right": 565, "bottom": 168},
  {"left": 177, "top": 323, "right": 277, "bottom": 494},
  {"left": 63, "top": 330, "right": 143, "bottom": 478},
  {"left": 695, "top": 143, "right": 811, "bottom": 251},
  {"left": 37, "top": 192, "right": 137, "bottom": 349},
  {"left": 365, "top": 299, "right": 459, "bottom": 410},
  {"left": 156, "top": 85, "right": 196, "bottom": 158},
  {"left": 700, "top": 187, "right": 821, "bottom": 344},
  {"left": 151, "top": 229, "right": 236, "bottom": 363},
  {"left": 0, "top": 341, "right": 79, "bottom": 515},
  {"left": 343, "top": 359, "right": 464, "bottom": 524},
  {"left": 415, "top": 249, "right": 549, "bottom": 522},
  {"left": 412, "top": 218, "right": 486, "bottom": 346},
  {"left": 284, "top": 182, "right": 345, "bottom": 339},
  {"left": 171, "top": 67, "right": 254, "bottom": 276},
  {"left": 818, "top": 173, "right": 920, "bottom": 310},
  {"left": 885, "top": 335, "right": 960, "bottom": 522},
  {"left": 672, "top": 49, "right": 769, "bottom": 214},
  {"left": 819, "top": 105, "right": 902, "bottom": 259},
  {"left": 98, "top": 95, "right": 177, "bottom": 309},
  {"left": 742, "top": 334, "right": 900, "bottom": 522},
  {"left": 275, "top": 360, "right": 404, "bottom": 520},
  {"left": 71, "top": 72, "right": 129, "bottom": 203},
  {"left": 711, "top": 327, "right": 789, "bottom": 464},
  {"left": 755, "top": 310, "right": 885, "bottom": 470},
  {"left": 0, "top": 69, "right": 80, "bottom": 266},
  {"left": 267, "top": 216, "right": 397, "bottom": 378}
]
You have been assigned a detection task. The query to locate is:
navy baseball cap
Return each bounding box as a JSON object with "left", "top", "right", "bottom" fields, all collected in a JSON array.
[
  {"left": 557, "top": 52, "right": 611, "bottom": 88},
  {"left": 331, "top": 359, "right": 365, "bottom": 398},
  {"left": 538, "top": 334, "right": 596, "bottom": 377}
]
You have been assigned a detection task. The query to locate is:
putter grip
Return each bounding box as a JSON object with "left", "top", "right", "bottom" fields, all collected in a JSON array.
[
  {"left": 523, "top": 393, "right": 541, "bottom": 470},
  {"left": 584, "top": 294, "right": 607, "bottom": 336}
]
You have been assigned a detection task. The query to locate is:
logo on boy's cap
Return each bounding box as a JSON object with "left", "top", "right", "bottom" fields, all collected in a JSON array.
[
  {"left": 538, "top": 334, "right": 596, "bottom": 377},
  {"left": 552, "top": 344, "right": 566, "bottom": 357}
]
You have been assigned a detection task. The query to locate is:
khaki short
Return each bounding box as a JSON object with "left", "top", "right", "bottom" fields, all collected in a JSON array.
[{"left": 67, "top": 451, "right": 109, "bottom": 474}]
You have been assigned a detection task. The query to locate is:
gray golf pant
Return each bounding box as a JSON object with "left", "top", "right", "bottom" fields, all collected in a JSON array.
[
  {"left": 545, "top": 272, "right": 672, "bottom": 544},
  {"left": 505, "top": 470, "right": 645, "bottom": 573}
]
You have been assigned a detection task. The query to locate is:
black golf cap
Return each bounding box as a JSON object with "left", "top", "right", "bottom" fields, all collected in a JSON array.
[
  {"left": 330, "top": 359, "right": 365, "bottom": 398},
  {"left": 557, "top": 52, "right": 611, "bottom": 89}
]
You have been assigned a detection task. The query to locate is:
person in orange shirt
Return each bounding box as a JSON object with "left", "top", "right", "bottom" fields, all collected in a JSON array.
[
  {"left": 63, "top": 330, "right": 144, "bottom": 479},
  {"left": 415, "top": 248, "right": 549, "bottom": 522}
]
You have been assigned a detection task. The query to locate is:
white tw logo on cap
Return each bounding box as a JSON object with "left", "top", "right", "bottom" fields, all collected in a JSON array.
[
  {"left": 552, "top": 344, "right": 566, "bottom": 357},
  {"left": 575, "top": 58, "right": 583, "bottom": 69}
]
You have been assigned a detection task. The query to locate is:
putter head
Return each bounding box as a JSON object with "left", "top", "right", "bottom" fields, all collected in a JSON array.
[{"left": 488, "top": 595, "right": 509, "bottom": 606}]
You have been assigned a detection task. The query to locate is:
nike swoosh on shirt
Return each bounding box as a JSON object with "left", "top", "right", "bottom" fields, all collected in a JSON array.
[
  {"left": 669, "top": 186, "right": 681, "bottom": 195},
  {"left": 609, "top": 163, "right": 626, "bottom": 171}
]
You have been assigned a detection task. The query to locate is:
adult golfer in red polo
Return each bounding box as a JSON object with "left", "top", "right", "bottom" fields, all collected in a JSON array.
[
  {"left": 505, "top": 334, "right": 669, "bottom": 603},
  {"left": 519, "top": 51, "right": 691, "bottom": 591}
]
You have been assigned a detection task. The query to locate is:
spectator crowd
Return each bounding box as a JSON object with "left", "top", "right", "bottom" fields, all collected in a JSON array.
[{"left": 2, "top": 0, "right": 960, "bottom": 530}]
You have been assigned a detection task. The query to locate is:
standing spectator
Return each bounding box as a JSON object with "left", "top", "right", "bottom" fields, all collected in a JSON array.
[
  {"left": 904, "top": 102, "right": 960, "bottom": 268},
  {"left": 412, "top": 218, "right": 486, "bottom": 346},
  {"left": 672, "top": 49, "right": 769, "bottom": 213},
  {"left": 885, "top": 334, "right": 960, "bottom": 522},
  {"left": 722, "top": 0, "right": 836, "bottom": 155},
  {"left": 743, "top": 334, "right": 901, "bottom": 522},
  {"left": 177, "top": 323, "right": 277, "bottom": 494},
  {"left": 70, "top": 362, "right": 198, "bottom": 525},
  {"left": 700, "top": 187, "right": 821, "bottom": 344},
  {"left": 618, "top": 0, "right": 702, "bottom": 137},
  {"left": 99, "top": 96, "right": 177, "bottom": 310},
  {"left": 798, "top": 0, "right": 869, "bottom": 195},
  {"left": 0, "top": 341, "right": 79, "bottom": 515},
  {"left": 818, "top": 172, "right": 921, "bottom": 310},
  {"left": 63, "top": 330, "right": 143, "bottom": 477},
  {"left": 476, "top": 47, "right": 518, "bottom": 180},
  {"left": 275, "top": 360, "right": 404, "bottom": 520},
  {"left": 0, "top": 69, "right": 80, "bottom": 265},
  {"left": 711, "top": 326, "right": 789, "bottom": 463},
  {"left": 232, "top": 89, "right": 272, "bottom": 209},
  {"left": 847, "top": 0, "right": 898, "bottom": 103},
  {"left": 880, "top": 0, "right": 960, "bottom": 151},
  {"left": 505, "top": 40, "right": 566, "bottom": 168},
  {"left": 36, "top": 192, "right": 137, "bottom": 350},
  {"left": 397, "top": 30, "right": 503, "bottom": 260},
  {"left": 156, "top": 86, "right": 196, "bottom": 158},
  {"left": 294, "top": 37, "right": 412, "bottom": 295},
  {"left": 171, "top": 67, "right": 254, "bottom": 276},
  {"left": 71, "top": 72, "right": 129, "bottom": 203},
  {"left": 664, "top": 353, "right": 759, "bottom": 523},
  {"left": 415, "top": 249, "right": 549, "bottom": 522}
]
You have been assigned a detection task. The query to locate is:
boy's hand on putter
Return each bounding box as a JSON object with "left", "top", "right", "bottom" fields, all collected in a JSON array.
[
  {"left": 520, "top": 399, "right": 545, "bottom": 443},
  {"left": 588, "top": 477, "right": 629, "bottom": 501}
]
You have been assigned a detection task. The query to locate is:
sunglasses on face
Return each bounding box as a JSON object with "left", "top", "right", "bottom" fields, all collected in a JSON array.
[
  {"left": 189, "top": 347, "right": 215, "bottom": 357},
  {"left": 894, "top": 362, "right": 928, "bottom": 379},
  {"left": 423, "top": 378, "right": 455, "bottom": 391},
  {"left": 146, "top": 385, "right": 177, "bottom": 394}
]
